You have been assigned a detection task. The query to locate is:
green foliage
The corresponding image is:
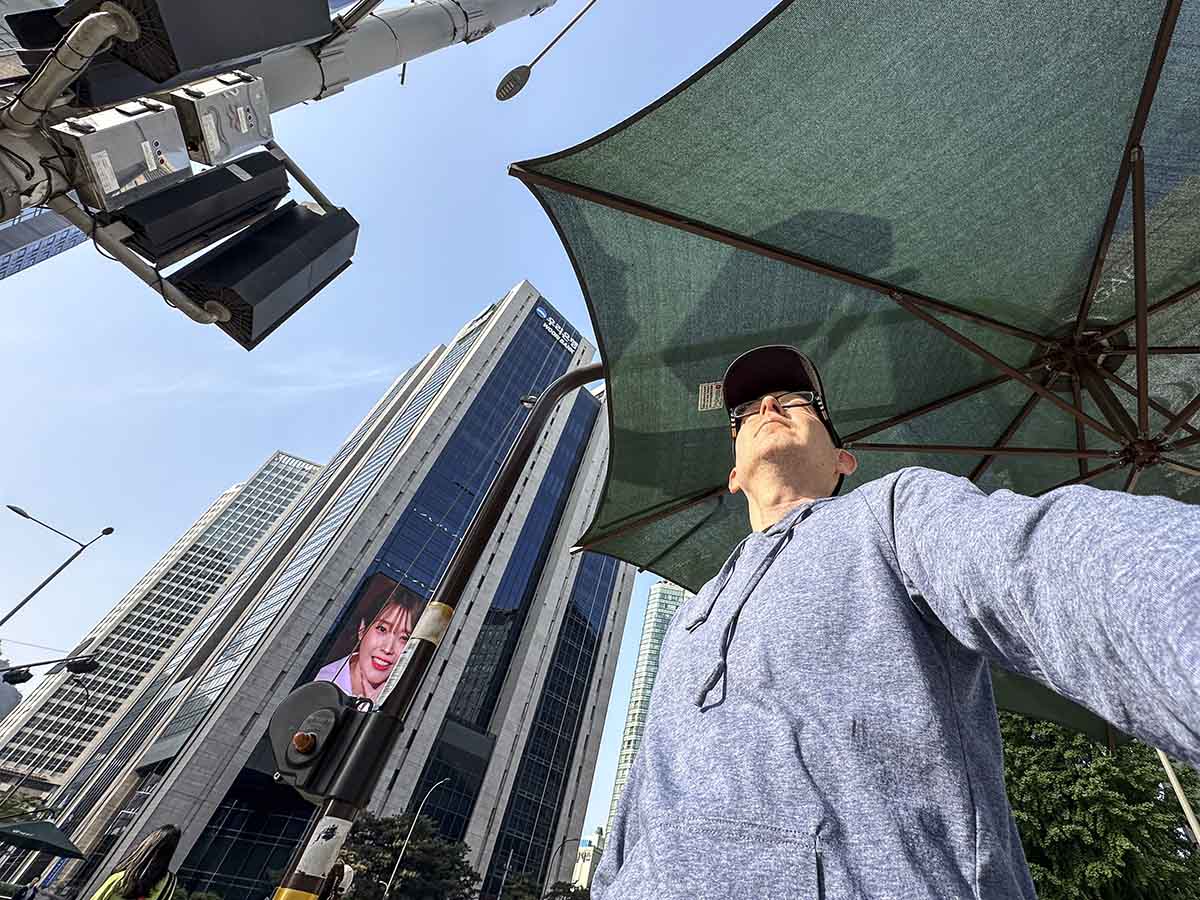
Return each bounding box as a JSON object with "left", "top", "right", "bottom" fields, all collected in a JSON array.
[
  {"left": 340, "top": 813, "right": 478, "bottom": 900},
  {"left": 541, "top": 882, "right": 590, "bottom": 900},
  {"left": 496, "top": 875, "right": 539, "bottom": 900},
  {"left": 1000, "top": 712, "right": 1200, "bottom": 900}
]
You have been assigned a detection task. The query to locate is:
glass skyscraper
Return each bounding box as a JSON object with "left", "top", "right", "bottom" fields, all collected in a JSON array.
[
  {"left": 606, "top": 580, "right": 692, "bottom": 835},
  {"left": 0, "top": 452, "right": 318, "bottom": 805},
  {"left": 31, "top": 282, "right": 634, "bottom": 900}
]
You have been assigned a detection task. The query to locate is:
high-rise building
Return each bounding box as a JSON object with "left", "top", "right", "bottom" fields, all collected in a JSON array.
[
  {"left": 571, "top": 827, "right": 604, "bottom": 890},
  {"left": 35, "top": 282, "right": 634, "bottom": 900},
  {"left": 0, "top": 452, "right": 319, "bottom": 802},
  {"left": 605, "top": 580, "right": 692, "bottom": 834},
  {"left": 0, "top": 647, "right": 21, "bottom": 724}
]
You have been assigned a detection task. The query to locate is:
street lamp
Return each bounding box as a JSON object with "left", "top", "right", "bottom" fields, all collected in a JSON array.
[
  {"left": 382, "top": 777, "right": 451, "bottom": 898},
  {"left": 540, "top": 835, "right": 580, "bottom": 899},
  {"left": 2, "top": 506, "right": 113, "bottom": 631},
  {"left": 495, "top": 0, "right": 599, "bottom": 101}
]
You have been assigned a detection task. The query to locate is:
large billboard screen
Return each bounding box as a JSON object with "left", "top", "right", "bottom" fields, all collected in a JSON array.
[{"left": 311, "top": 572, "right": 427, "bottom": 702}]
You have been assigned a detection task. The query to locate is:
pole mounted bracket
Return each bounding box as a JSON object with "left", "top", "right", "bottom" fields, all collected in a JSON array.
[{"left": 311, "top": 41, "right": 351, "bottom": 100}]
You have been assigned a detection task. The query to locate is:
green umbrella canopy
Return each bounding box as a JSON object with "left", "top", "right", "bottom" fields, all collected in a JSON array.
[
  {"left": 512, "top": 1, "right": 1200, "bottom": 742},
  {"left": 0, "top": 820, "right": 83, "bottom": 858}
]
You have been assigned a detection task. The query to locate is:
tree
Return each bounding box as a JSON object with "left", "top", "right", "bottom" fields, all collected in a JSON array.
[
  {"left": 340, "top": 812, "right": 478, "bottom": 900},
  {"left": 542, "top": 882, "right": 590, "bottom": 900},
  {"left": 496, "top": 874, "right": 539, "bottom": 900},
  {"left": 1000, "top": 711, "right": 1200, "bottom": 900}
]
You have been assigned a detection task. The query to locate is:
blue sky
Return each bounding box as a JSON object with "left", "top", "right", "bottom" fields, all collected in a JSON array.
[{"left": 0, "top": 0, "right": 777, "bottom": 841}]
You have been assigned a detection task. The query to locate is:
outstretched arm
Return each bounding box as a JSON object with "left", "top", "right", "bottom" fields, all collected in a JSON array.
[{"left": 869, "top": 467, "right": 1200, "bottom": 764}]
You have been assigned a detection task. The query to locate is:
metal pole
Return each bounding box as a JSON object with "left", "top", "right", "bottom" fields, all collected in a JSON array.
[
  {"left": 269, "top": 362, "right": 603, "bottom": 900},
  {"left": 383, "top": 777, "right": 449, "bottom": 898},
  {"left": 1131, "top": 146, "right": 1150, "bottom": 436},
  {"left": 495, "top": 849, "right": 514, "bottom": 900},
  {"left": 1155, "top": 749, "right": 1200, "bottom": 847},
  {"left": 539, "top": 836, "right": 577, "bottom": 898},
  {"left": 0, "top": 532, "right": 109, "bottom": 631}
]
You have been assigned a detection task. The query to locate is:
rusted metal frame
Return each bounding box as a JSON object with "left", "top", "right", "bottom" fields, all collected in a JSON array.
[
  {"left": 1072, "top": 376, "right": 1089, "bottom": 479},
  {"left": 1157, "top": 391, "right": 1200, "bottom": 441},
  {"left": 1075, "top": 0, "right": 1183, "bottom": 334},
  {"left": 1076, "top": 359, "right": 1139, "bottom": 441},
  {"left": 847, "top": 443, "right": 1113, "bottom": 459},
  {"left": 1101, "top": 346, "right": 1200, "bottom": 355},
  {"left": 1096, "top": 277, "right": 1200, "bottom": 343},
  {"left": 843, "top": 360, "right": 1053, "bottom": 443},
  {"left": 968, "top": 375, "right": 1057, "bottom": 483},
  {"left": 511, "top": 167, "right": 1052, "bottom": 347},
  {"left": 1123, "top": 466, "right": 1144, "bottom": 492},
  {"left": 571, "top": 484, "right": 727, "bottom": 552},
  {"left": 1132, "top": 147, "right": 1151, "bottom": 435},
  {"left": 1034, "top": 461, "right": 1125, "bottom": 496},
  {"left": 891, "top": 296, "right": 1125, "bottom": 443},
  {"left": 1097, "top": 367, "right": 1200, "bottom": 439},
  {"left": 1169, "top": 433, "right": 1200, "bottom": 452},
  {"left": 1162, "top": 456, "right": 1200, "bottom": 477}
]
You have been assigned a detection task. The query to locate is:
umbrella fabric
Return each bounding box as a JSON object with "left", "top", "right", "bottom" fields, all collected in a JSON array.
[
  {"left": 512, "top": 0, "right": 1200, "bottom": 739},
  {"left": 0, "top": 820, "right": 83, "bottom": 858}
]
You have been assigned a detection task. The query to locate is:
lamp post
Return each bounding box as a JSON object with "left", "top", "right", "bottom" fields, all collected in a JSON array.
[
  {"left": 382, "top": 777, "right": 451, "bottom": 898},
  {"left": 495, "top": 0, "right": 599, "bottom": 100},
  {"left": 540, "top": 835, "right": 579, "bottom": 898},
  {"left": 3, "top": 506, "right": 113, "bottom": 631}
]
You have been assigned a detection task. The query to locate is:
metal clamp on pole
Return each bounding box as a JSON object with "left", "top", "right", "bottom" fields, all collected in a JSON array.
[
  {"left": 266, "top": 141, "right": 339, "bottom": 214},
  {"left": 267, "top": 360, "right": 604, "bottom": 900},
  {"left": 49, "top": 195, "right": 232, "bottom": 326}
]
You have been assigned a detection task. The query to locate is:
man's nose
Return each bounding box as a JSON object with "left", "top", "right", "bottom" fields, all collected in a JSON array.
[{"left": 759, "top": 394, "right": 783, "bottom": 416}]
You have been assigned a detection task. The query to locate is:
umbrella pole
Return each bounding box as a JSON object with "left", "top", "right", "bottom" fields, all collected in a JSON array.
[{"left": 1155, "top": 749, "right": 1200, "bottom": 847}]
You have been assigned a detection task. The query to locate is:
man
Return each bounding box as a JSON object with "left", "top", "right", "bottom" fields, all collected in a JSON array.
[{"left": 593, "top": 345, "right": 1200, "bottom": 900}]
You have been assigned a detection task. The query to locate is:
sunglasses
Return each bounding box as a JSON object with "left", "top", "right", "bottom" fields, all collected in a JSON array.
[{"left": 729, "top": 390, "right": 819, "bottom": 431}]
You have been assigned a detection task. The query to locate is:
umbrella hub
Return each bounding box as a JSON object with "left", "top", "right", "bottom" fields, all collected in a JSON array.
[
  {"left": 1039, "top": 323, "right": 1131, "bottom": 382},
  {"left": 1122, "top": 438, "right": 1162, "bottom": 468}
]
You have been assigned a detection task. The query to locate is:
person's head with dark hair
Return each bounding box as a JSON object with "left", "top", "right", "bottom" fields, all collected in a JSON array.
[
  {"left": 346, "top": 590, "right": 421, "bottom": 700},
  {"left": 115, "top": 825, "right": 180, "bottom": 899}
]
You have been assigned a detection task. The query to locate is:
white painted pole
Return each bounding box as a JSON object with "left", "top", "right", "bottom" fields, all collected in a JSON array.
[{"left": 252, "top": 0, "right": 558, "bottom": 112}]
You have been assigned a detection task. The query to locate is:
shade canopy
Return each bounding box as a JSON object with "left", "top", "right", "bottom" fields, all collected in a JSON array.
[
  {"left": 0, "top": 820, "right": 83, "bottom": 858},
  {"left": 512, "top": 0, "right": 1200, "bottom": 742}
]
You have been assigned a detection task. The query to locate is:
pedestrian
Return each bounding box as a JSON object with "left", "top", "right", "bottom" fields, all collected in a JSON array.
[
  {"left": 593, "top": 344, "right": 1200, "bottom": 899},
  {"left": 87, "top": 825, "right": 180, "bottom": 900}
]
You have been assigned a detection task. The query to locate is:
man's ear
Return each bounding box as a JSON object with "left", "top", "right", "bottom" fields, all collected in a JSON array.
[
  {"left": 836, "top": 448, "right": 858, "bottom": 477},
  {"left": 728, "top": 466, "right": 742, "bottom": 495}
]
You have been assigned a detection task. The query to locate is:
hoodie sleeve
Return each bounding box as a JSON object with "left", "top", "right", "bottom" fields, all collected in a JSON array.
[{"left": 869, "top": 466, "right": 1200, "bottom": 764}]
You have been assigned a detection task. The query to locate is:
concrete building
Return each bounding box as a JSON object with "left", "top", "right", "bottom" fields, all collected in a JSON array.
[
  {"left": 606, "top": 580, "right": 692, "bottom": 834},
  {"left": 571, "top": 827, "right": 604, "bottom": 890},
  {"left": 0, "top": 648, "right": 21, "bottom": 724},
  {"left": 34, "top": 283, "right": 633, "bottom": 900},
  {"left": 0, "top": 452, "right": 319, "bottom": 803}
]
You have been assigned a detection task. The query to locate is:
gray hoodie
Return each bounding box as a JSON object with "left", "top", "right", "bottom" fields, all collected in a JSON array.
[{"left": 593, "top": 467, "right": 1200, "bottom": 900}]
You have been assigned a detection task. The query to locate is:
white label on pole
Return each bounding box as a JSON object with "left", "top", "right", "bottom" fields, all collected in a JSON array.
[
  {"left": 236, "top": 105, "right": 250, "bottom": 134},
  {"left": 698, "top": 381, "right": 724, "bottom": 412},
  {"left": 140, "top": 140, "right": 157, "bottom": 173},
  {"left": 202, "top": 111, "right": 221, "bottom": 158},
  {"left": 295, "top": 815, "right": 353, "bottom": 878},
  {"left": 227, "top": 164, "right": 251, "bottom": 182},
  {"left": 89, "top": 151, "right": 119, "bottom": 195}
]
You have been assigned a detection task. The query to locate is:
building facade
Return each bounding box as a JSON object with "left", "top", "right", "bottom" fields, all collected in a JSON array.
[
  {"left": 35, "top": 283, "right": 633, "bottom": 900},
  {"left": 605, "top": 580, "right": 692, "bottom": 834},
  {"left": 0, "top": 452, "right": 319, "bottom": 803},
  {"left": 571, "top": 827, "right": 604, "bottom": 890}
]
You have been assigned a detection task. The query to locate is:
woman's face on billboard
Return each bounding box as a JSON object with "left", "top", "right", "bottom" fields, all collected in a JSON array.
[{"left": 351, "top": 602, "right": 413, "bottom": 698}]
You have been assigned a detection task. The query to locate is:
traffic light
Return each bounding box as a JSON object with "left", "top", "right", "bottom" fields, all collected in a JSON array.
[
  {"left": 65, "top": 657, "right": 100, "bottom": 674},
  {"left": 2, "top": 669, "right": 33, "bottom": 685}
]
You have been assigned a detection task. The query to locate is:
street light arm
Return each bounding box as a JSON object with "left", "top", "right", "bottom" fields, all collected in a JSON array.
[
  {"left": 384, "top": 777, "right": 451, "bottom": 898},
  {"left": 0, "top": 526, "right": 112, "bottom": 631},
  {"left": 0, "top": 655, "right": 97, "bottom": 675}
]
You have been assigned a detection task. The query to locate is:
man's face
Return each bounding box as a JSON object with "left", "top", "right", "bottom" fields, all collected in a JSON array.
[{"left": 728, "top": 390, "right": 852, "bottom": 496}]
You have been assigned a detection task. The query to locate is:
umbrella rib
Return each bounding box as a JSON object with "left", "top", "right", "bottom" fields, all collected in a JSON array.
[
  {"left": 1072, "top": 375, "right": 1088, "bottom": 480},
  {"left": 1123, "top": 465, "right": 1143, "bottom": 493},
  {"left": 1161, "top": 456, "right": 1200, "bottom": 478},
  {"left": 842, "top": 361, "right": 1051, "bottom": 443},
  {"left": 1097, "top": 366, "right": 1200, "bottom": 438},
  {"left": 1034, "top": 461, "right": 1125, "bottom": 496},
  {"left": 1132, "top": 148, "right": 1150, "bottom": 435},
  {"left": 890, "top": 296, "right": 1125, "bottom": 443},
  {"left": 1157, "top": 391, "right": 1200, "bottom": 441},
  {"left": 572, "top": 484, "right": 727, "bottom": 551},
  {"left": 1101, "top": 346, "right": 1200, "bottom": 355},
  {"left": 848, "top": 443, "right": 1112, "bottom": 459},
  {"left": 1074, "top": 0, "right": 1183, "bottom": 334},
  {"left": 969, "top": 375, "right": 1055, "bottom": 483},
  {"left": 1096, "top": 277, "right": 1200, "bottom": 342},
  {"left": 510, "top": 167, "right": 1051, "bottom": 347}
]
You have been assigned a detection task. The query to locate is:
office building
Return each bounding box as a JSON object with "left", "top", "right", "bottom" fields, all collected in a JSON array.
[
  {"left": 606, "top": 580, "right": 692, "bottom": 834},
  {"left": 36, "top": 283, "right": 634, "bottom": 900},
  {"left": 0, "top": 452, "right": 319, "bottom": 804},
  {"left": 0, "top": 647, "right": 20, "bottom": 724},
  {"left": 571, "top": 827, "right": 604, "bottom": 890}
]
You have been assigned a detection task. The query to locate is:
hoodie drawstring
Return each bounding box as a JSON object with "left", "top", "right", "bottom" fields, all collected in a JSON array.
[{"left": 693, "top": 507, "right": 814, "bottom": 708}]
